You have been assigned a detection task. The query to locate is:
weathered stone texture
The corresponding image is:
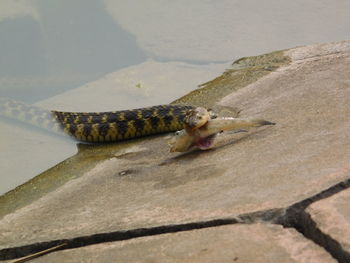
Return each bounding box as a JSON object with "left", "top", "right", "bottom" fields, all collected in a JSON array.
[
  {"left": 29, "top": 224, "right": 336, "bottom": 263},
  {"left": 307, "top": 187, "right": 350, "bottom": 254}
]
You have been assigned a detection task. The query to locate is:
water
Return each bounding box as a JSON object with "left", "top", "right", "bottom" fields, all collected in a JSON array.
[{"left": 1, "top": 0, "right": 350, "bottom": 194}]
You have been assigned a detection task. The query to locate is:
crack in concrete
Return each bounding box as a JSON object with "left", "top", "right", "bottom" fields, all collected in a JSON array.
[
  {"left": 276, "top": 178, "right": 350, "bottom": 263},
  {"left": 1, "top": 179, "right": 349, "bottom": 262},
  {"left": 0, "top": 209, "right": 284, "bottom": 261},
  {"left": 0, "top": 218, "right": 239, "bottom": 261},
  {"left": 293, "top": 210, "right": 349, "bottom": 263}
]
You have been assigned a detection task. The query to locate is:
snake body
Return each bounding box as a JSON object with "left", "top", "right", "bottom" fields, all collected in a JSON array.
[{"left": 0, "top": 97, "right": 194, "bottom": 143}]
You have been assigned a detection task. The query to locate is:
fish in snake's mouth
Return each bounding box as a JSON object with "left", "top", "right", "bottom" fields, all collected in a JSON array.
[
  {"left": 193, "top": 133, "right": 217, "bottom": 150},
  {"left": 168, "top": 106, "right": 275, "bottom": 152}
]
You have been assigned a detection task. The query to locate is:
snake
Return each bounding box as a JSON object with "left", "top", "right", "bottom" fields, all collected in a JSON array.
[
  {"left": 0, "top": 97, "right": 194, "bottom": 143},
  {"left": 0, "top": 97, "right": 275, "bottom": 151}
]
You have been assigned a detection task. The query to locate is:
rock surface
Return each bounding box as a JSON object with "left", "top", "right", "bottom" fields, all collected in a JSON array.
[
  {"left": 25, "top": 224, "right": 336, "bottom": 263},
  {"left": 1, "top": 40, "right": 350, "bottom": 262},
  {"left": 306, "top": 187, "right": 350, "bottom": 259}
]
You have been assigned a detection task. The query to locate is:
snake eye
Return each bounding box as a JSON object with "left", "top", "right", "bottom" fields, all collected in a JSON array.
[{"left": 175, "top": 131, "right": 181, "bottom": 135}]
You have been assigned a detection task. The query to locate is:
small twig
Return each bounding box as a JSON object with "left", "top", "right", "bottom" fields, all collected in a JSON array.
[{"left": 11, "top": 243, "right": 67, "bottom": 263}]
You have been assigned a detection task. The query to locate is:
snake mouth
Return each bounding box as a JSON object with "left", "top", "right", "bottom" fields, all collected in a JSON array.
[{"left": 194, "top": 134, "right": 217, "bottom": 150}]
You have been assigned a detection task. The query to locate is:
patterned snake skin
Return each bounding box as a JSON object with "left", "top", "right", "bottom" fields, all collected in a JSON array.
[{"left": 0, "top": 97, "right": 194, "bottom": 143}]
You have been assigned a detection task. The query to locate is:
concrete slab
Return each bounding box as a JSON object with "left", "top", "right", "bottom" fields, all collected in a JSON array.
[
  {"left": 306, "top": 187, "right": 350, "bottom": 254},
  {"left": 21, "top": 224, "right": 336, "bottom": 263}
]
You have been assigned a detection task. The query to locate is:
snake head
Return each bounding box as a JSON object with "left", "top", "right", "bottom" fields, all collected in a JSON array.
[
  {"left": 168, "top": 107, "right": 216, "bottom": 152},
  {"left": 183, "top": 107, "right": 210, "bottom": 134}
]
